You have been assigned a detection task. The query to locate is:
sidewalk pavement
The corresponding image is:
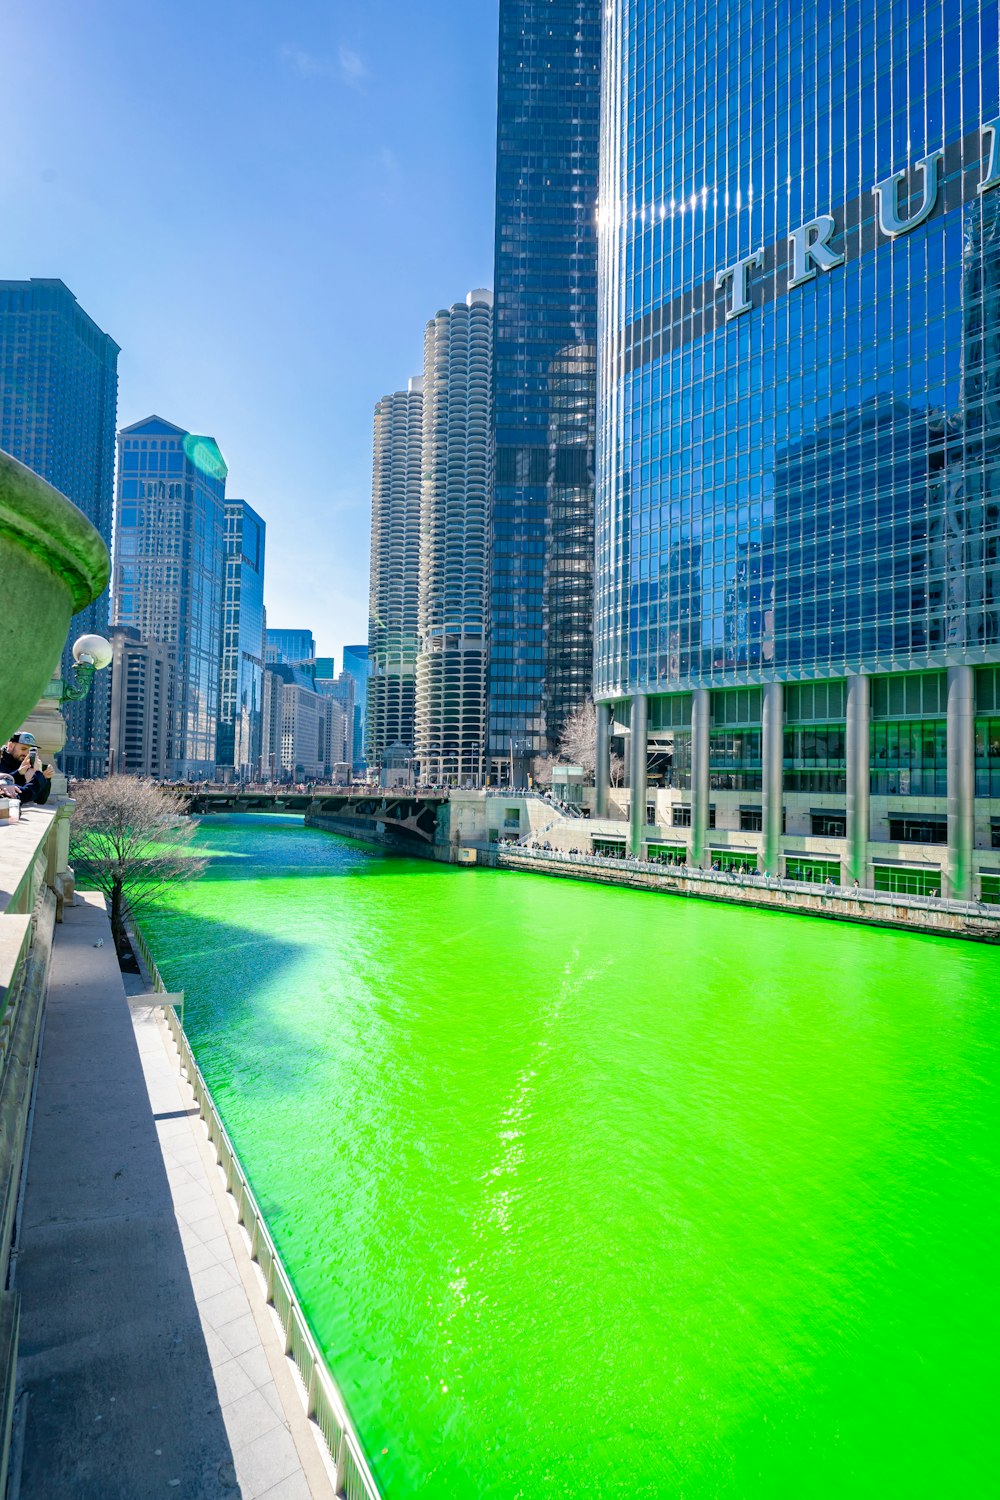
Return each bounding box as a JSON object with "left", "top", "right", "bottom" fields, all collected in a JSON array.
[{"left": 10, "top": 891, "right": 336, "bottom": 1500}]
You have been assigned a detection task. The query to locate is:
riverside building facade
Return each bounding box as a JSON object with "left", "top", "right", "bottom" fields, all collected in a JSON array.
[
  {"left": 367, "top": 378, "right": 423, "bottom": 773},
  {"left": 488, "top": 0, "right": 602, "bottom": 784},
  {"left": 594, "top": 0, "right": 1000, "bottom": 899},
  {"left": 415, "top": 291, "right": 493, "bottom": 784}
]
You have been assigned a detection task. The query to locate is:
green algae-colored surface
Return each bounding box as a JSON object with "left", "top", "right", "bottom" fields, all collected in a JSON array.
[{"left": 144, "top": 815, "right": 998, "bottom": 1497}]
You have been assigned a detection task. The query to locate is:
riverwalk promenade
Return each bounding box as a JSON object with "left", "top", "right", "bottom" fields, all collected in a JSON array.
[{"left": 9, "top": 890, "right": 337, "bottom": 1500}]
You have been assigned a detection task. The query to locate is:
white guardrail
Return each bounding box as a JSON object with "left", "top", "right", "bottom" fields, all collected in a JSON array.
[
  {"left": 127, "top": 919, "right": 382, "bottom": 1500},
  {"left": 498, "top": 846, "right": 1000, "bottom": 923}
]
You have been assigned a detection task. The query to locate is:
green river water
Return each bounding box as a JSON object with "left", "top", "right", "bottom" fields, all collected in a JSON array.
[{"left": 143, "top": 815, "right": 998, "bottom": 1498}]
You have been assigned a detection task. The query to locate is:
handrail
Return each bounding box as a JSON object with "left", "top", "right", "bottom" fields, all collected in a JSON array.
[
  {"left": 127, "top": 919, "right": 382, "bottom": 1500},
  {"left": 498, "top": 846, "right": 1000, "bottom": 922}
]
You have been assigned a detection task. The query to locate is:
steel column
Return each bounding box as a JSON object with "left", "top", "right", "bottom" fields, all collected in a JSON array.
[
  {"left": 845, "top": 673, "right": 870, "bottom": 886},
  {"left": 691, "top": 688, "right": 711, "bottom": 867},
  {"left": 947, "top": 665, "right": 976, "bottom": 900},
  {"left": 628, "top": 693, "right": 648, "bottom": 857},
  {"left": 595, "top": 701, "right": 611, "bottom": 818},
  {"left": 761, "top": 681, "right": 784, "bottom": 876}
]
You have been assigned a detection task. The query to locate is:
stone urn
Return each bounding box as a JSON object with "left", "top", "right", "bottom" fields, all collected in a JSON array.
[{"left": 0, "top": 448, "right": 110, "bottom": 745}]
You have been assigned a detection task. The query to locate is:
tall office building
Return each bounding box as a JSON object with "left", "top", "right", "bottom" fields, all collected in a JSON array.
[
  {"left": 218, "top": 500, "right": 266, "bottom": 780},
  {"left": 0, "top": 278, "right": 119, "bottom": 775},
  {"left": 114, "top": 416, "right": 227, "bottom": 779},
  {"left": 595, "top": 0, "right": 1000, "bottom": 900},
  {"left": 342, "top": 644, "right": 371, "bottom": 771},
  {"left": 261, "top": 665, "right": 342, "bottom": 781},
  {"left": 415, "top": 290, "right": 493, "bottom": 784},
  {"left": 366, "top": 378, "right": 423, "bottom": 771},
  {"left": 488, "top": 1, "right": 602, "bottom": 783},
  {"left": 266, "top": 628, "right": 315, "bottom": 667},
  {"left": 107, "top": 626, "right": 173, "bottom": 778}
]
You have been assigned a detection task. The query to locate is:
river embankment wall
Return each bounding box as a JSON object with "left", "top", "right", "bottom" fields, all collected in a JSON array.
[{"left": 497, "top": 849, "right": 1000, "bottom": 943}]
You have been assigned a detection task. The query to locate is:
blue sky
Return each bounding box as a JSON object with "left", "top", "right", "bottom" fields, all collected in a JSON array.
[{"left": 0, "top": 0, "right": 499, "bottom": 660}]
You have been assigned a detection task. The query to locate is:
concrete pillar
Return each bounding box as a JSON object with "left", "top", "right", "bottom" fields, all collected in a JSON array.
[
  {"left": 628, "top": 693, "right": 648, "bottom": 857},
  {"left": 691, "top": 688, "right": 711, "bottom": 867},
  {"left": 947, "top": 665, "right": 976, "bottom": 900},
  {"left": 595, "top": 701, "right": 611, "bottom": 818},
  {"left": 761, "top": 681, "right": 784, "bottom": 876},
  {"left": 845, "top": 673, "right": 870, "bottom": 886}
]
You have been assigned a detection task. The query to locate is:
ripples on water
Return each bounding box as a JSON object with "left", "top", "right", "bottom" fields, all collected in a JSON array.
[{"left": 144, "top": 815, "right": 999, "bottom": 1497}]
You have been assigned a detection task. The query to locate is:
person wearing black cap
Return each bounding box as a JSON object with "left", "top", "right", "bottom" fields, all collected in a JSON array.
[{"left": 0, "top": 733, "right": 53, "bottom": 806}]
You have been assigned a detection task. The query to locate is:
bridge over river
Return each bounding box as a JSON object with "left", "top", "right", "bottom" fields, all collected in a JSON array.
[{"left": 182, "top": 788, "right": 450, "bottom": 846}]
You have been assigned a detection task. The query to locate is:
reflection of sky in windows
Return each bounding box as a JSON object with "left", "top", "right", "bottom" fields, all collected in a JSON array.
[{"left": 596, "top": 0, "right": 1000, "bottom": 698}]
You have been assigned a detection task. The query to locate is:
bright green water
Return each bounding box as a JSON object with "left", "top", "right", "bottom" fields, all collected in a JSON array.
[{"left": 144, "top": 815, "right": 998, "bottom": 1497}]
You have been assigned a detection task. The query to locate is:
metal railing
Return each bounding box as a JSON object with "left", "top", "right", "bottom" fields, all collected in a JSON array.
[
  {"left": 497, "top": 846, "right": 1000, "bottom": 923},
  {"left": 127, "top": 919, "right": 382, "bottom": 1500}
]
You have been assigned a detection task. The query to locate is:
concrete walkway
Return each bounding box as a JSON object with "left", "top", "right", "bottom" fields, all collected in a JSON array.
[{"left": 11, "top": 892, "right": 336, "bottom": 1500}]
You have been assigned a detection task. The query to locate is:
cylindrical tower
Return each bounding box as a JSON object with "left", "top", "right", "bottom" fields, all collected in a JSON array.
[
  {"left": 415, "top": 291, "right": 493, "bottom": 785},
  {"left": 366, "top": 377, "right": 423, "bottom": 774}
]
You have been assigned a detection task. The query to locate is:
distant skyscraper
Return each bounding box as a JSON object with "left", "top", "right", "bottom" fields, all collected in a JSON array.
[
  {"left": 261, "top": 664, "right": 341, "bottom": 781},
  {"left": 367, "top": 377, "right": 423, "bottom": 771},
  {"left": 107, "top": 626, "right": 173, "bottom": 778},
  {"left": 218, "top": 500, "right": 266, "bottom": 780},
  {"left": 266, "top": 628, "right": 316, "bottom": 666},
  {"left": 343, "top": 644, "right": 370, "bottom": 771},
  {"left": 113, "top": 416, "right": 227, "bottom": 779},
  {"left": 415, "top": 290, "right": 493, "bottom": 784},
  {"left": 0, "top": 277, "right": 119, "bottom": 776},
  {"left": 488, "top": 1, "right": 602, "bottom": 783}
]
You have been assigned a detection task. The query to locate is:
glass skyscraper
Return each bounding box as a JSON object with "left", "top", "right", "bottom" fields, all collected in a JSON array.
[
  {"left": 342, "top": 644, "right": 370, "bottom": 771},
  {"left": 265, "top": 628, "right": 315, "bottom": 666},
  {"left": 595, "top": 0, "right": 1000, "bottom": 898},
  {"left": 0, "top": 278, "right": 119, "bottom": 776},
  {"left": 218, "top": 500, "right": 266, "bottom": 780},
  {"left": 114, "top": 416, "right": 227, "bottom": 779},
  {"left": 488, "top": 0, "right": 602, "bottom": 784}
]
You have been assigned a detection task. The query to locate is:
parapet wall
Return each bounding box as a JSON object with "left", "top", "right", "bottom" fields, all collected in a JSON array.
[{"left": 497, "top": 848, "right": 1000, "bottom": 944}]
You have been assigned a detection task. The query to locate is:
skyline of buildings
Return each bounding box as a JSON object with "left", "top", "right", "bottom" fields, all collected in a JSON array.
[{"left": 0, "top": 277, "right": 120, "bottom": 778}]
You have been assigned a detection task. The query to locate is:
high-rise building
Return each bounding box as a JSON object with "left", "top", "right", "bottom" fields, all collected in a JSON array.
[
  {"left": 316, "top": 668, "right": 355, "bottom": 769},
  {"left": 218, "top": 500, "right": 266, "bottom": 781},
  {"left": 342, "top": 644, "right": 371, "bottom": 771},
  {"left": 595, "top": 0, "right": 1000, "bottom": 900},
  {"left": 261, "top": 665, "right": 342, "bottom": 781},
  {"left": 415, "top": 290, "right": 493, "bottom": 785},
  {"left": 113, "top": 416, "right": 227, "bottom": 780},
  {"left": 107, "top": 626, "right": 173, "bottom": 778},
  {"left": 488, "top": 1, "right": 602, "bottom": 783},
  {"left": 367, "top": 378, "right": 423, "bottom": 772},
  {"left": 266, "top": 628, "right": 316, "bottom": 667},
  {"left": 0, "top": 278, "right": 119, "bottom": 776}
]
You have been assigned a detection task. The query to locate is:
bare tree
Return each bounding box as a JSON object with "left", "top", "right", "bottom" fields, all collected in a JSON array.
[
  {"left": 70, "top": 776, "right": 206, "bottom": 951},
  {"left": 610, "top": 751, "right": 626, "bottom": 787},
  {"left": 557, "top": 699, "right": 597, "bottom": 775},
  {"left": 531, "top": 754, "right": 556, "bottom": 788}
]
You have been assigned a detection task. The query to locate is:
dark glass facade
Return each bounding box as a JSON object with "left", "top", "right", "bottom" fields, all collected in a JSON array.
[
  {"left": 266, "top": 628, "right": 315, "bottom": 666},
  {"left": 114, "top": 416, "right": 227, "bottom": 778},
  {"left": 596, "top": 0, "right": 1000, "bottom": 696},
  {"left": 218, "top": 500, "right": 266, "bottom": 779},
  {"left": 0, "top": 278, "right": 119, "bottom": 775},
  {"left": 342, "top": 644, "right": 370, "bottom": 771},
  {"left": 489, "top": 0, "right": 602, "bottom": 781}
]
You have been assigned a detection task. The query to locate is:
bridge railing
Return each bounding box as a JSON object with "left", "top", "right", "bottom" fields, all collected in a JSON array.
[{"left": 128, "top": 917, "right": 383, "bottom": 1500}]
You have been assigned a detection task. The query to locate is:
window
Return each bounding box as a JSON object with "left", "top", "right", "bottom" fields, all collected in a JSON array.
[
  {"left": 710, "top": 849, "right": 757, "bottom": 872},
  {"left": 786, "top": 856, "right": 841, "bottom": 884},
  {"left": 873, "top": 865, "right": 941, "bottom": 897},
  {"left": 888, "top": 815, "right": 947, "bottom": 844},
  {"left": 981, "top": 874, "right": 1000, "bottom": 905},
  {"left": 739, "top": 807, "right": 763, "bottom": 831},
  {"left": 811, "top": 812, "right": 846, "bottom": 837},
  {"left": 672, "top": 805, "right": 691, "bottom": 827},
  {"left": 647, "top": 842, "right": 687, "bottom": 864}
]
